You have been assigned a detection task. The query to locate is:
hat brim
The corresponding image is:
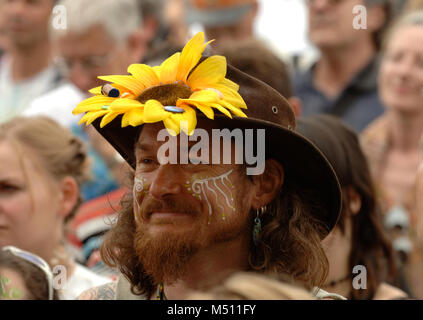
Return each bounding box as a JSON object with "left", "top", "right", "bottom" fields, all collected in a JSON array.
[{"left": 92, "top": 114, "right": 341, "bottom": 238}]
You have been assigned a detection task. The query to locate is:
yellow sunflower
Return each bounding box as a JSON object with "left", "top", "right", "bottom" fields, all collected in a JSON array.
[{"left": 72, "top": 32, "right": 247, "bottom": 135}]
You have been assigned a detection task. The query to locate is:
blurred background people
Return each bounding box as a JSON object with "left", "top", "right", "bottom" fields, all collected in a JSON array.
[
  {"left": 297, "top": 115, "right": 408, "bottom": 300},
  {"left": 407, "top": 0, "right": 423, "bottom": 11},
  {"left": 360, "top": 10, "right": 423, "bottom": 298},
  {"left": 25, "top": 0, "right": 143, "bottom": 185},
  {"left": 0, "top": 246, "right": 59, "bottom": 300},
  {"left": 0, "top": 116, "right": 110, "bottom": 299},
  {"left": 0, "top": 0, "right": 9, "bottom": 56},
  {"left": 0, "top": 0, "right": 62, "bottom": 123},
  {"left": 294, "top": 0, "right": 392, "bottom": 133},
  {"left": 138, "top": 0, "right": 185, "bottom": 65},
  {"left": 217, "top": 38, "right": 302, "bottom": 116},
  {"left": 163, "top": 0, "right": 190, "bottom": 49},
  {"left": 416, "top": 163, "right": 423, "bottom": 245},
  {"left": 185, "top": 0, "right": 259, "bottom": 51}
]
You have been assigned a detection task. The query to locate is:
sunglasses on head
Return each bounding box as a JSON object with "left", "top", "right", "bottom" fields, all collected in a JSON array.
[{"left": 2, "top": 246, "right": 54, "bottom": 300}]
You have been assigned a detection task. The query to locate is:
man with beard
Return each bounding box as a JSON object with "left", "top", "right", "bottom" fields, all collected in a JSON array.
[{"left": 74, "top": 32, "right": 342, "bottom": 300}]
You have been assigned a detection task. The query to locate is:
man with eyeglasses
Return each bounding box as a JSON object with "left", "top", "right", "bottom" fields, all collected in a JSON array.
[{"left": 294, "top": 0, "right": 392, "bottom": 133}]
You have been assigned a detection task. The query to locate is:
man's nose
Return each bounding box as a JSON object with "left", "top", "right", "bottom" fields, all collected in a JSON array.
[
  {"left": 148, "top": 164, "right": 183, "bottom": 200},
  {"left": 69, "top": 64, "right": 95, "bottom": 93}
]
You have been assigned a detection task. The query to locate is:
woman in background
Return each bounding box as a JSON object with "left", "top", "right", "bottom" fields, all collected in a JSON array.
[
  {"left": 0, "top": 116, "right": 110, "bottom": 299},
  {"left": 360, "top": 10, "right": 423, "bottom": 298},
  {"left": 297, "top": 115, "right": 407, "bottom": 299}
]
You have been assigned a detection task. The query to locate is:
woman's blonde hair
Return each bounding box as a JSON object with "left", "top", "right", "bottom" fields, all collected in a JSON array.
[
  {"left": 0, "top": 116, "right": 91, "bottom": 222},
  {"left": 382, "top": 9, "right": 423, "bottom": 51}
]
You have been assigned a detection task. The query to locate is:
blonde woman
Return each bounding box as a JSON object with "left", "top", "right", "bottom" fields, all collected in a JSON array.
[
  {"left": 0, "top": 116, "right": 110, "bottom": 299},
  {"left": 361, "top": 10, "right": 423, "bottom": 298}
]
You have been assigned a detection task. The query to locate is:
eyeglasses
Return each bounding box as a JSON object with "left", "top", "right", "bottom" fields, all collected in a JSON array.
[
  {"left": 2, "top": 246, "right": 54, "bottom": 300},
  {"left": 54, "top": 51, "right": 116, "bottom": 76}
]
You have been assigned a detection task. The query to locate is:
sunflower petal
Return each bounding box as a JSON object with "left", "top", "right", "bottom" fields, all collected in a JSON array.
[
  {"left": 73, "top": 96, "right": 115, "bottom": 114},
  {"left": 121, "top": 108, "right": 145, "bottom": 127},
  {"left": 100, "top": 112, "right": 121, "bottom": 128},
  {"left": 219, "top": 100, "right": 248, "bottom": 117},
  {"left": 143, "top": 99, "right": 170, "bottom": 123},
  {"left": 98, "top": 75, "right": 145, "bottom": 96},
  {"left": 79, "top": 110, "right": 109, "bottom": 125},
  {"left": 110, "top": 98, "right": 144, "bottom": 112},
  {"left": 78, "top": 112, "right": 94, "bottom": 125},
  {"left": 176, "top": 32, "right": 207, "bottom": 82},
  {"left": 88, "top": 86, "right": 103, "bottom": 95},
  {"left": 128, "top": 64, "right": 160, "bottom": 88},
  {"left": 211, "top": 103, "right": 232, "bottom": 118},
  {"left": 211, "top": 84, "right": 247, "bottom": 109},
  {"left": 163, "top": 117, "right": 180, "bottom": 136},
  {"left": 187, "top": 55, "right": 226, "bottom": 88},
  {"left": 159, "top": 52, "right": 181, "bottom": 84},
  {"left": 220, "top": 78, "right": 239, "bottom": 91},
  {"left": 189, "top": 102, "right": 214, "bottom": 120},
  {"left": 170, "top": 106, "right": 197, "bottom": 135}
]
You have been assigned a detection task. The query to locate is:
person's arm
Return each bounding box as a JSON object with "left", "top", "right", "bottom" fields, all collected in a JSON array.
[{"left": 77, "top": 282, "right": 117, "bottom": 300}]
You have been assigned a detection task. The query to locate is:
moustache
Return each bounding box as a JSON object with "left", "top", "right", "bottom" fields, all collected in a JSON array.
[{"left": 138, "top": 197, "right": 201, "bottom": 219}]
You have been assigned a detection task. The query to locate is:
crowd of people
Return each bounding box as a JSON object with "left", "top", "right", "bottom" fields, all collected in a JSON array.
[{"left": 1, "top": 0, "right": 423, "bottom": 301}]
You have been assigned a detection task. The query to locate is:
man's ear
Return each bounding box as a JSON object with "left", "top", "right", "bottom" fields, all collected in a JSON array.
[
  {"left": 250, "top": 159, "right": 284, "bottom": 210},
  {"left": 58, "top": 176, "right": 79, "bottom": 219}
]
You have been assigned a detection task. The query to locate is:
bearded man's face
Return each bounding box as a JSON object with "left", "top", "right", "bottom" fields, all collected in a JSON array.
[{"left": 132, "top": 122, "right": 255, "bottom": 283}]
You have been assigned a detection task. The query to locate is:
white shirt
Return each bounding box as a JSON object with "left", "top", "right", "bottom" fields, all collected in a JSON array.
[
  {"left": 60, "top": 264, "right": 111, "bottom": 300},
  {"left": 0, "top": 55, "right": 60, "bottom": 123},
  {"left": 23, "top": 82, "right": 85, "bottom": 128}
]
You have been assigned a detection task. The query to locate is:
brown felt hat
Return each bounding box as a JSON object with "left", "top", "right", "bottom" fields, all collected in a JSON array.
[{"left": 91, "top": 62, "right": 341, "bottom": 238}]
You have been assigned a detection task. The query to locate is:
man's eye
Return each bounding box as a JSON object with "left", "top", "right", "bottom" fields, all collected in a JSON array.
[{"left": 140, "top": 158, "right": 154, "bottom": 165}]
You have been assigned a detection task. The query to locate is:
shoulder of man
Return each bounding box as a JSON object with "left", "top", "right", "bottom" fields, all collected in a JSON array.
[{"left": 77, "top": 281, "right": 117, "bottom": 300}]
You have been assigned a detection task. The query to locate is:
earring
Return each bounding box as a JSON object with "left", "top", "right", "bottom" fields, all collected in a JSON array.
[{"left": 253, "top": 206, "right": 266, "bottom": 245}]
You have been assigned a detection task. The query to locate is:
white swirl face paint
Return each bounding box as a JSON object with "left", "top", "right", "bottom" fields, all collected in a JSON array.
[
  {"left": 133, "top": 176, "right": 148, "bottom": 210},
  {"left": 184, "top": 169, "right": 236, "bottom": 224}
]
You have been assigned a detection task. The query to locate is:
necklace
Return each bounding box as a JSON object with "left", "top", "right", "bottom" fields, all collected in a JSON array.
[
  {"left": 325, "top": 275, "right": 350, "bottom": 287},
  {"left": 156, "top": 283, "right": 166, "bottom": 300}
]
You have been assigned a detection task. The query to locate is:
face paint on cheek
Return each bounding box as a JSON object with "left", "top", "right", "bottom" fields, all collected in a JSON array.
[
  {"left": 133, "top": 176, "right": 149, "bottom": 214},
  {"left": 184, "top": 169, "right": 236, "bottom": 225}
]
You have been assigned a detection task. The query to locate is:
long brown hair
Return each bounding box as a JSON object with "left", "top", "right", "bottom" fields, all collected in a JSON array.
[
  {"left": 100, "top": 170, "right": 329, "bottom": 298},
  {"left": 297, "top": 115, "right": 397, "bottom": 300}
]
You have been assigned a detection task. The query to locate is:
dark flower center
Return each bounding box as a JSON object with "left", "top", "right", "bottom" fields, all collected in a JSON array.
[{"left": 136, "top": 83, "right": 192, "bottom": 106}]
